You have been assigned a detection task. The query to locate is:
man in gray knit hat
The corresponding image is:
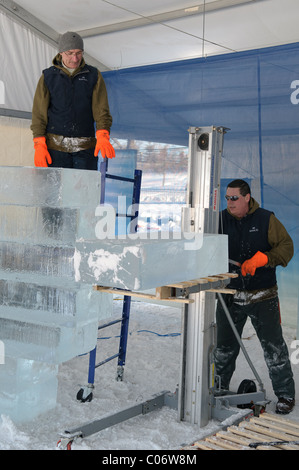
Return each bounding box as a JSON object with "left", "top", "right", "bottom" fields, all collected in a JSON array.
[{"left": 31, "top": 31, "right": 115, "bottom": 169}]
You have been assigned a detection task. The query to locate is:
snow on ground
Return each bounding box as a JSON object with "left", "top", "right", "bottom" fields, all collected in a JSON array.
[{"left": 0, "top": 299, "right": 298, "bottom": 450}]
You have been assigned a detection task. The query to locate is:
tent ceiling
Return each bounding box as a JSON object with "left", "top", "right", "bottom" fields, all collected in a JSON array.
[{"left": 1, "top": 0, "right": 299, "bottom": 71}]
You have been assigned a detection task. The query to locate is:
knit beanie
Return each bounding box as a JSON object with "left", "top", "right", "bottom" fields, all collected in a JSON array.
[{"left": 58, "top": 32, "right": 84, "bottom": 52}]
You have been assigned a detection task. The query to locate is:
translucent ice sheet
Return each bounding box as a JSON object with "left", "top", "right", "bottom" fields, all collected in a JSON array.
[
  {"left": 0, "top": 205, "right": 99, "bottom": 245},
  {"left": 0, "top": 279, "right": 112, "bottom": 321},
  {"left": 75, "top": 233, "right": 228, "bottom": 291},
  {"left": 105, "top": 149, "right": 137, "bottom": 179},
  {"left": 0, "top": 315, "right": 99, "bottom": 363},
  {"left": 0, "top": 166, "right": 102, "bottom": 208}
]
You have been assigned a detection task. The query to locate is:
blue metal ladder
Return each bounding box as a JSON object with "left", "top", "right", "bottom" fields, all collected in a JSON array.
[{"left": 77, "top": 153, "right": 142, "bottom": 402}]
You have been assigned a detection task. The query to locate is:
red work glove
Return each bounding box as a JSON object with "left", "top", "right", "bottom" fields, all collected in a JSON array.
[
  {"left": 33, "top": 137, "right": 52, "bottom": 167},
  {"left": 94, "top": 130, "right": 115, "bottom": 159},
  {"left": 241, "top": 251, "right": 268, "bottom": 277}
]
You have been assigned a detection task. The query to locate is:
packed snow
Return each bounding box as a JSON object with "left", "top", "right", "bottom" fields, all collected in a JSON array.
[{"left": 0, "top": 299, "right": 298, "bottom": 450}]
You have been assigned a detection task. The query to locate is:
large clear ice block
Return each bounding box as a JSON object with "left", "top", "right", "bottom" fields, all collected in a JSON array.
[
  {"left": 75, "top": 233, "right": 228, "bottom": 291},
  {"left": 0, "top": 315, "right": 99, "bottom": 363},
  {"left": 0, "top": 166, "right": 114, "bottom": 422},
  {"left": 0, "top": 279, "right": 112, "bottom": 322},
  {"left": 0, "top": 205, "right": 99, "bottom": 245},
  {"left": 0, "top": 280, "right": 112, "bottom": 363},
  {"left": 0, "top": 356, "right": 58, "bottom": 423},
  {"left": 106, "top": 149, "right": 137, "bottom": 179},
  {"left": 0, "top": 166, "right": 102, "bottom": 208},
  {"left": 0, "top": 242, "right": 76, "bottom": 280}
]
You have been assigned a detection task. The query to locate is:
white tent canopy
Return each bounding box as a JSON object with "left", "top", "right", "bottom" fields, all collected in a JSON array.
[{"left": 1, "top": 0, "right": 299, "bottom": 113}]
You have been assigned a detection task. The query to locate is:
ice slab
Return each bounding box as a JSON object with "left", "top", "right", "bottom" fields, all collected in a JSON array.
[
  {"left": 0, "top": 315, "right": 99, "bottom": 363},
  {"left": 0, "top": 205, "right": 99, "bottom": 245},
  {"left": 0, "top": 166, "right": 102, "bottom": 208},
  {"left": 0, "top": 242, "right": 76, "bottom": 280},
  {"left": 0, "top": 279, "right": 112, "bottom": 362},
  {"left": 105, "top": 149, "right": 137, "bottom": 179},
  {"left": 0, "top": 356, "right": 58, "bottom": 423},
  {"left": 75, "top": 233, "right": 228, "bottom": 291},
  {"left": 0, "top": 279, "right": 112, "bottom": 321}
]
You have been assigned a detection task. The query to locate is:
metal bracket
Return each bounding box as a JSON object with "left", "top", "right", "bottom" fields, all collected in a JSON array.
[
  {"left": 58, "top": 390, "right": 178, "bottom": 448},
  {"left": 212, "top": 391, "right": 268, "bottom": 421}
]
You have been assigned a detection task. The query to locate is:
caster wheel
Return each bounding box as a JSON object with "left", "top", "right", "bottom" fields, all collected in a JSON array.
[
  {"left": 237, "top": 379, "right": 256, "bottom": 409},
  {"left": 76, "top": 387, "right": 93, "bottom": 403}
]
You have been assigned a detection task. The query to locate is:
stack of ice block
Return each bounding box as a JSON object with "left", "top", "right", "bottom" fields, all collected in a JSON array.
[
  {"left": 0, "top": 166, "right": 112, "bottom": 423},
  {"left": 0, "top": 164, "right": 228, "bottom": 424}
]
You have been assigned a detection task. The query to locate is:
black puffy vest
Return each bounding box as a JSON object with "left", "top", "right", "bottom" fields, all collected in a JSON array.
[
  {"left": 220, "top": 207, "right": 277, "bottom": 291},
  {"left": 43, "top": 64, "right": 98, "bottom": 137}
]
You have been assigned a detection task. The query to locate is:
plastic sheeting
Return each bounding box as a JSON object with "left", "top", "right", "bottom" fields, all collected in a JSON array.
[
  {"left": 104, "top": 43, "right": 299, "bottom": 328},
  {"left": 0, "top": 11, "right": 56, "bottom": 112}
]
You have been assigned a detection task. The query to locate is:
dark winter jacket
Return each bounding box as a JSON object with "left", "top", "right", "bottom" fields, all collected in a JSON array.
[{"left": 219, "top": 197, "right": 294, "bottom": 294}]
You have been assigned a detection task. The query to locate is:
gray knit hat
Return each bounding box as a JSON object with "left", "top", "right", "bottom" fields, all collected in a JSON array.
[{"left": 58, "top": 31, "right": 84, "bottom": 52}]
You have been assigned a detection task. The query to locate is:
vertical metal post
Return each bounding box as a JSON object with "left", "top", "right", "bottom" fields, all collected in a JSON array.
[
  {"left": 116, "top": 295, "right": 131, "bottom": 381},
  {"left": 179, "top": 126, "right": 226, "bottom": 427}
]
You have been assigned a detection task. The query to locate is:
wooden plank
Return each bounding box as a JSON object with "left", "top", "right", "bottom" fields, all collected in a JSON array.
[
  {"left": 227, "top": 426, "right": 294, "bottom": 450},
  {"left": 218, "top": 273, "right": 239, "bottom": 278},
  {"left": 163, "top": 296, "right": 193, "bottom": 304},
  {"left": 216, "top": 431, "right": 251, "bottom": 448},
  {"left": 93, "top": 286, "right": 193, "bottom": 303},
  {"left": 259, "top": 413, "right": 299, "bottom": 430},
  {"left": 208, "top": 435, "right": 245, "bottom": 450},
  {"left": 167, "top": 280, "right": 203, "bottom": 288},
  {"left": 191, "top": 442, "right": 214, "bottom": 450},
  {"left": 155, "top": 286, "right": 172, "bottom": 299},
  {"left": 200, "top": 276, "right": 222, "bottom": 282},
  {"left": 192, "top": 439, "right": 225, "bottom": 450},
  {"left": 163, "top": 272, "right": 238, "bottom": 288},
  {"left": 243, "top": 422, "right": 298, "bottom": 442},
  {"left": 249, "top": 417, "right": 299, "bottom": 438},
  {"left": 205, "top": 436, "right": 238, "bottom": 450},
  {"left": 207, "top": 288, "right": 236, "bottom": 294},
  {"left": 215, "top": 431, "right": 279, "bottom": 450},
  {"left": 227, "top": 426, "right": 276, "bottom": 447}
]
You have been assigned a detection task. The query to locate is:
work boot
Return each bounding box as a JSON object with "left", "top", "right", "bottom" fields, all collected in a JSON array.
[{"left": 275, "top": 397, "right": 295, "bottom": 414}]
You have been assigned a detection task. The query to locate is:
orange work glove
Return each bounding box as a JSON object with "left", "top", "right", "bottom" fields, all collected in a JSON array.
[
  {"left": 33, "top": 137, "right": 52, "bottom": 167},
  {"left": 241, "top": 251, "right": 268, "bottom": 277},
  {"left": 94, "top": 130, "right": 115, "bottom": 159}
]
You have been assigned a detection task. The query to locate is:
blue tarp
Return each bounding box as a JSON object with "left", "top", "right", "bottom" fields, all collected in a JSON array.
[{"left": 103, "top": 42, "right": 299, "bottom": 329}]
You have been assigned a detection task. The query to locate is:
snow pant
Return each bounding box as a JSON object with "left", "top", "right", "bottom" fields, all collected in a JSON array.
[
  {"left": 214, "top": 295, "right": 295, "bottom": 399},
  {"left": 48, "top": 148, "right": 98, "bottom": 170}
]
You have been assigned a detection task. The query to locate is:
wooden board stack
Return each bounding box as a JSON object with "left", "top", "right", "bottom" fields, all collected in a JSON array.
[{"left": 184, "top": 413, "right": 299, "bottom": 450}]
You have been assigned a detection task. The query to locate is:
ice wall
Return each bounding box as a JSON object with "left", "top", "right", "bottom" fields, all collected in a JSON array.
[
  {"left": 0, "top": 167, "right": 112, "bottom": 422},
  {"left": 0, "top": 165, "right": 228, "bottom": 423}
]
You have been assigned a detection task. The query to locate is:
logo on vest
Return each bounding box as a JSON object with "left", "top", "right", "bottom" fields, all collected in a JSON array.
[
  {"left": 249, "top": 226, "right": 259, "bottom": 233},
  {"left": 78, "top": 76, "right": 88, "bottom": 82}
]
